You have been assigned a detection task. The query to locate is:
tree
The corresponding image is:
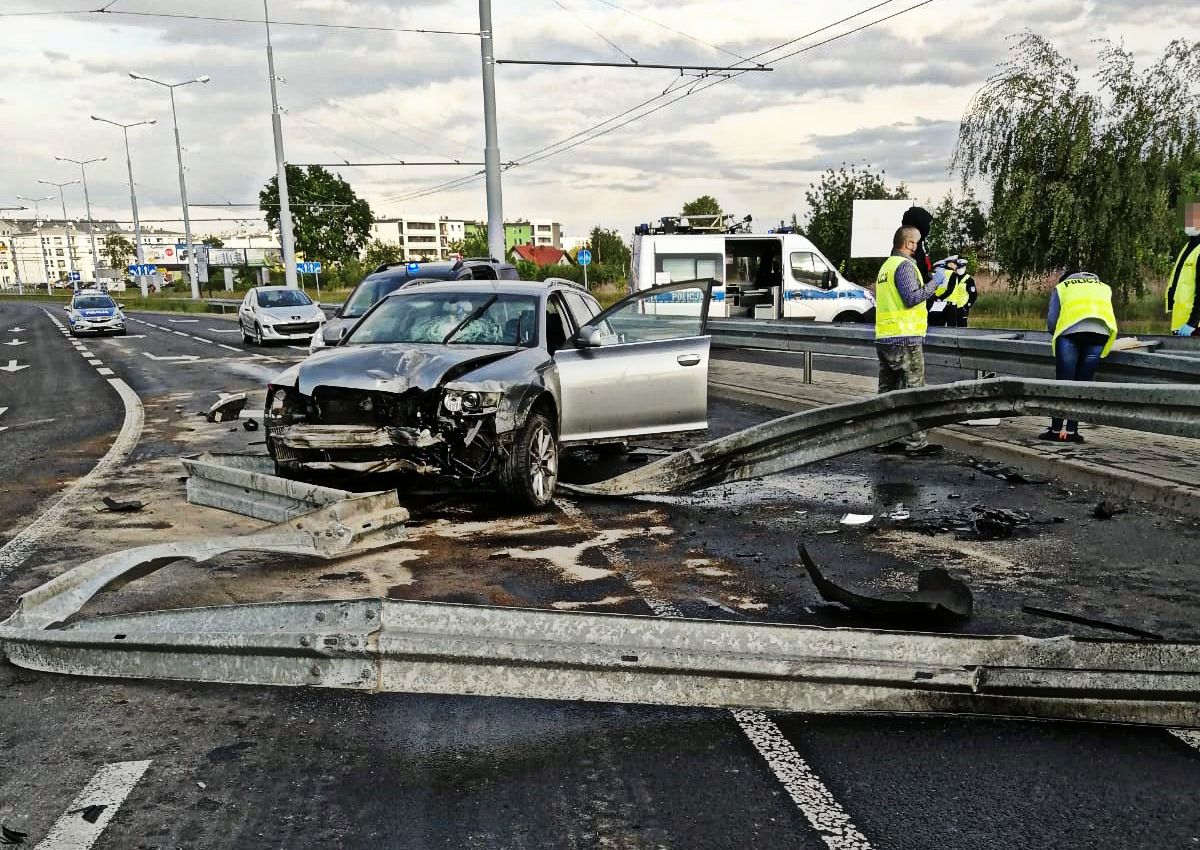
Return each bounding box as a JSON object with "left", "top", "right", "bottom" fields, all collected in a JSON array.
[
  {"left": 450, "top": 230, "right": 490, "bottom": 259},
  {"left": 259, "top": 165, "right": 373, "bottom": 263},
  {"left": 682, "top": 195, "right": 721, "bottom": 216},
  {"left": 800, "top": 163, "right": 909, "bottom": 283},
  {"left": 201, "top": 235, "right": 224, "bottom": 248},
  {"left": 926, "top": 191, "right": 990, "bottom": 267},
  {"left": 954, "top": 33, "right": 1200, "bottom": 296},
  {"left": 362, "top": 239, "right": 402, "bottom": 269},
  {"left": 586, "top": 227, "right": 631, "bottom": 267},
  {"left": 101, "top": 233, "right": 134, "bottom": 269}
]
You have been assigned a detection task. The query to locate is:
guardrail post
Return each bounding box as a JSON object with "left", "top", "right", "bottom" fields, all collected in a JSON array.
[{"left": 803, "top": 349, "right": 813, "bottom": 385}]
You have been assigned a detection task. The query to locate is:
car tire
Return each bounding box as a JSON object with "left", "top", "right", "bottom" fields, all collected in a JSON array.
[{"left": 500, "top": 411, "right": 559, "bottom": 510}]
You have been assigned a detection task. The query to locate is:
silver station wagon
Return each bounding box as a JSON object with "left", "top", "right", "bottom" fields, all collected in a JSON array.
[{"left": 264, "top": 278, "right": 713, "bottom": 508}]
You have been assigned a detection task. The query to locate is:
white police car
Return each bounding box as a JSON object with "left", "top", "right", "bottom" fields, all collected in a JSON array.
[{"left": 66, "top": 290, "right": 126, "bottom": 337}]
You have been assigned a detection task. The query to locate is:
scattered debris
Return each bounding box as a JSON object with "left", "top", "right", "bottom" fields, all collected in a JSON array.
[
  {"left": 948, "top": 493, "right": 963, "bottom": 500},
  {"left": 97, "top": 496, "right": 144, "bottom": 513},
  {"left": 884, "top": 505, "right": 911, "bottom": 521},
  {"left": 0, "top": 823, "right": 28, "bottom": 845},
  {"left": 206, "top": 741, "right": 255, "bottom": 763},
  {"left": 242, "top": 419, "right": 259, "bottom": 432},
  {"left": 1093, "top": 500, "right": 1128, "bottom": 520},
  {"left": 698, "top": 596, "right": 742, "bottom": 617},
  {"left": 840, "top": 513, "right": 875, "bottom": 526},
  {"left": 487, "top": 552, "right": 511, "bottom": 560},
  {"left": 197, "top": 781, "right": 207, "bottom": 790},
  {"left": 206, "top": 392, "right": 247, "bottom": 423},
  {"left": 1022, "top": 605, "right": 1163, "bottom": 641},
  {"left": 67, "top": 805, "right": 106, "bottom": 825},
  {"left": 800, "top": 545, "right": 973, "bottom": 625},
  {"left": 816, "top": 529, "right": 840, "bottom": 535},
  {"left": 972, "top": 507, "right": 1032, "bottom": 540},
  {"left": 996, "top": 468, "right": 1038, "bottom": 485}
]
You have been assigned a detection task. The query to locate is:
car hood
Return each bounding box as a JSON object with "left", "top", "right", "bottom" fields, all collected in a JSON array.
[
  {"left": 76, "top": 308, "right": 116, "bottom": 318},
  {"left": 289, "top": 343, "right": 522, "bottom": 396},
  {"left": 258, "top": 304, "right": 323, "bottom": 321}
]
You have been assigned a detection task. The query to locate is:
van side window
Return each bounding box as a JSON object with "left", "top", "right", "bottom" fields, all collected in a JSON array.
[
  {"left": 655, "top": 253, "right": 723, "bottom": 284},
  {"left": 790, "top": 252, "right": 834, "bottom": 289}
]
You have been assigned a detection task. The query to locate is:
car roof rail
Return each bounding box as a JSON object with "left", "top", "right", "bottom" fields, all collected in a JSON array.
[
  {"left": 464, "top": 256, "right": 499, "bottom": 263},
  {"left": 543, "top": 276, "right": 586, "bottom": 291}
]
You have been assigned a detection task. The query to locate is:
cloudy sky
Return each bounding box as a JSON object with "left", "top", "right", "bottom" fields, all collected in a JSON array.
[{"left": 2, "top": 0, "right": 1196, "bottom": 243}]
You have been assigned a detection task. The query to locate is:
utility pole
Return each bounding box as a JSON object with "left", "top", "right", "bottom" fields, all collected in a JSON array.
[
  {"left": 1, "top": 205, "right": 28, "bottom": 295},
  {"left": 92, "top": 116, "right": 156, "bottom": 297},
  {"left": 55, "top": 156, "right": 106, "bottom": 283},
  {"left": 264, "top": 0, "right": 298, "bottom": 288},
  {"left": 37, "top": 179, "right": 80, "bottom": 282},
  {"left": 16, "top": 194, "right": 53, "bottom": 289},
  {"left": 130, "top": 73, "right": 210, "bottom": 300},
  {"left": 478, "top": 0, "right": 505, "bottom": 262}
]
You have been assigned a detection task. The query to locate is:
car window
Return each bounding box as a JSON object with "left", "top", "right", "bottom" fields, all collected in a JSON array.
[
  {"left": 470, "top": 265, "right": 497, "bottom": 280},
  {"left": 545, "top": 294, "right": 574, "bottom": 353},
  {"left": 589, "top": 283, "right": 707, "bottom": 345},
  {"left": 563, "top": 291, "right": 598, "bottom": 327},
  {"left": 498, "top": 266, "right": 521, "bottom": 280},
  {"left": 256, "top": 289, "right": 313, "bottom": 308},
  {"left": 73, "top": 295, "right": 116, "bottom": 310},
  {"left": 347, "top": 292, "right": 538, "bottom": 347},
  {"left": 790, "top": 252, "right": 833, "bottom": 288},
  {"left": 342, "top": 275, "right": 414, "bottom": 318}
]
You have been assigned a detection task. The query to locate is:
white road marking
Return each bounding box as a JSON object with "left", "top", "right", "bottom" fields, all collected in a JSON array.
[
  {"left": 167, "top": 317, "right": 199, "bottom": 323},
  {"left": 219, "top": 343, "right": 242, "bottom": 352},
  {"left": 190, "top": 336, "right": 214, "bottom": 344},
  {"left": 34, "top": 760, "right": 151, "bottom": 850},
  {"left": 287, "top": 345, "right": 308, "bottom": 351},
  {"left": 0, "top": 406, "right": 6, "bottom": 433},
  {"left": 87, "top": 359, "right": 103, "bottom": 366},
  {"left": 1170, "top": 729, "right": 1200, "bottom": 750},
  {"left": 207, "top": 328, "right": 241, "bottom": 334},
  {"left": 554, "top": 498, "right": 874, "bottom": 850},
  {"left": 142, "top": 352, "right": 200, "bottom": 363},
  {"left": 96, "top": 367, "right": 114, "bottom": 376},
  {"left": 0, "top": 359, "right": 30, "bottom": 373},
  {"left": 4, "top": 338, "right": 28, "bottom": 346},
  {"left": 79, "top": 350, "right": 94, "bottom": 358},
  {"left": 9, "top": 326, "right": 26, "bottom": 332},
  {"left": 172, "top": 330, "right": 189, "bottom": 337}
]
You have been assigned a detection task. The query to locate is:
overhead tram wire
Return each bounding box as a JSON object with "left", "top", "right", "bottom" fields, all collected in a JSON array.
[
  {"left": 588, "top": 0, "right": 760, "bottom": 66},
  {"left": 385, "top": 0, "right": 928, "bottom": 204},
  {"left": 551, "top": 0, "right": 639, "bottom": 65},
  {"left": 0, "top": 7, "right": 475, "bottom": 34}
]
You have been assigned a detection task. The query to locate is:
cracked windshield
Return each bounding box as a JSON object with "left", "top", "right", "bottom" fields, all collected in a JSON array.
[{"left": 0, "top": 0, "right": 1197, "bottom": 848}]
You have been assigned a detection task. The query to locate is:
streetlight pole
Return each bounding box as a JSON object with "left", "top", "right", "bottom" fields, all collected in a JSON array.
[
  {"left": 264, "top": 1, "right": 298, "bottom": 288},
  {"left": 16, "top": 194, "right": 53, "bottom": 290},
  {"left": 129, "top": 72, "right": 209, "bottom": 300},
  {"left": 91, "top": 115, "right": 156, "bottom": 297},
  {"left": 0, "top": 205, "right": 28, "bottom": 295},
  {"left": 478, "top": 0, "right": 505, "bottom": 262},
  {"left": 37, "top": 178, "right": 80, "bottom": 283},
  {"left": 56, "top": 155, "right": 107, "bottom": 284}
]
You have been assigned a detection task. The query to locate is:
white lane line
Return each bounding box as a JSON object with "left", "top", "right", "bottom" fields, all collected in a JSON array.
[
  {"left": 218, "top": 343, "right": 242, "bottom": 352},
  {"left": 190, "top": 336, "right": 214, "bottom": 344},
  {"left": 34, "top": 760, "right": 152, "bottom": 850},
  {"left": 287, "top": 345, "right": 308, "bottom": 351},
  {"left": 207, "top": 328, "right": 241, "bottom": 334},
  {"left": 172, "top": 330, "right": 189, "bottom": 337},
  {"left": 554, "top": 498, "right": 874, "bottom": 850},
  {"left": 96, "top": 367, "right": 114, "bottom": 376},
  {"left": 1170, "top": 729, "right": 1200, "bottom": 750},
  {"left": 78, "top": 350, "right": 94, "bottom": 358},
  {"left": 87, "top": 359, "right": 103, "bottom": 366},
  {"left": 0, "top": 315, "right": 144, "bottom": 582}
]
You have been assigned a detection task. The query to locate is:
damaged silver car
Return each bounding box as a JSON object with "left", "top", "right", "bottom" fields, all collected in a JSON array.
[{"left": 265, "top": 278, "right": 714, "bottom": 507}]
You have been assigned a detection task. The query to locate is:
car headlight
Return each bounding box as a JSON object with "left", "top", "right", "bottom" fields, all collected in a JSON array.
[
  {"left": 443, "top": 389, "right": 502, "bottom": 414},
  {"left": 268, "top": 387, "right": 289, "bottom": 416}
]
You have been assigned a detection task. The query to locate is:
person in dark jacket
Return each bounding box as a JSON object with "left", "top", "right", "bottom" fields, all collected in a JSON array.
[{"left": 901, "top": 206, "right": 934, "bottom": 283}]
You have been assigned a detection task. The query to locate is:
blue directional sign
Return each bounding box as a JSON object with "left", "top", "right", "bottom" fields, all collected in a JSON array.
[
  {"left": 406, "top": 262, "right": 420, "bottom": 274},
  {"left": 68, "top": 271, "right": 81, "bottom": 282},
  {"left": 127, "top": 263, "right": 157, "bottom": 276},
  {"left": 296, "top": 261, "right": 322, "bottom": 274},
  {"left": 576, "top": 249, "right": 592, "bottom": 266}
]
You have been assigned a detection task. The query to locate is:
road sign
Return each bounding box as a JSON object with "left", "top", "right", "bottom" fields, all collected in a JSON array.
[
  {"left": 577, "top": 249, "right": 592, "bottom": 266},
  {"left": 296, "top": 261, "right": 322, "bottom": 274},
  {"left": 68, "top": 271, "right": 81, "bottom": 282},
  {"left": 127, "top": 263, "right": 157, "bottom": 276}
]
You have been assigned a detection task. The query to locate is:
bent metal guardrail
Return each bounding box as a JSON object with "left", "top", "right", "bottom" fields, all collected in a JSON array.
[{"left": 707, "top": 319, "right": 1200, "bottom": 384}]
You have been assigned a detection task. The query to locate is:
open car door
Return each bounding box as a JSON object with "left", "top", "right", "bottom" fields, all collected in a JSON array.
[{"left": 554, "top": 279, "right": 713, "bottom": 444}]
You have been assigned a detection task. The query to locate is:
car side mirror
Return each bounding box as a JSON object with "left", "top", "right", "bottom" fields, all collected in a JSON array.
[
  {"left": 118, "top": 303, "right": 125, "bottom": 310},
  {"left": 578, "top": 325, "right": 602, "bottom": 348}
]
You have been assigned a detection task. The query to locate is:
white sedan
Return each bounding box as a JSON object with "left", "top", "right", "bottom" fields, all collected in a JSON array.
[{"left": 238, "top": 286, "right": 326, "bottom": 346}]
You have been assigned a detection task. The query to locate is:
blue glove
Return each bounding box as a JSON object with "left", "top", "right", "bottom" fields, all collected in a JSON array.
[{"left": 1177, "top": 324, "right": 1196, "bottom": 337}]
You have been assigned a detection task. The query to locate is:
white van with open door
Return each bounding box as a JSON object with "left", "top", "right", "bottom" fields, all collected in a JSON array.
[{"left": 630, "top": 226, "right": 875, "bottom": 322}]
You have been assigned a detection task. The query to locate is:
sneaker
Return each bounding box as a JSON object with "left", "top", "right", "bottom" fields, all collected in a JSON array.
[
  {"left": 1064, "top": 432, "right": 1085, "bottom": 444},
  {"left": 904, "top": 443, "right": 945, "bottom": 457},
  {"left": 1037, "top": 429, "right": 1061, "bottom": 441}
]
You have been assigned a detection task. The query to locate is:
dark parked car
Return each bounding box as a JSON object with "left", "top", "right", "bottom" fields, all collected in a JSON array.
[{"left": 309, "top": 258, "right": 518, "bottom": 353}]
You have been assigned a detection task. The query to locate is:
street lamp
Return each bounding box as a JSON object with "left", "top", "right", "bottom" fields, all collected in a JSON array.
[
  {"left": 91, "top": 115, "right": 156, "bottom": 297},
  {"left": 16, "top": 194, "right": 54, "bottom": 290},
  {"left": 130, "top": 72, "right": 210, "bottom": 300},
  {"left": 37, "top": 178, "right": 80, "bottom": 284},
  {"left": 55, "top": 155, "right": 107, "bottom": 283}
]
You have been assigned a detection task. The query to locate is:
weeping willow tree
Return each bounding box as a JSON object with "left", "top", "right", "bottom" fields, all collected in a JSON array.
[{"left": 953, "top": 33, "right": 1200, "bottom": 297}]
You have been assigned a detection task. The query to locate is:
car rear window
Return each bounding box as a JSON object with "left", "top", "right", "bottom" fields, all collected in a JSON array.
[
  {"left": 257, "top": 289, "right": 313, "bottom": 308},
  {"left": 74, "top": 296, "right": 115, "bottom": 310},
  {"left": 348, "top": 292, "right": 539, "bottom": 347}
]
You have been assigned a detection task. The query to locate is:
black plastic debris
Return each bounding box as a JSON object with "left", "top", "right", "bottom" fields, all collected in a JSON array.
[
  {"left": 98, "top": 496, "right": 144, "bottom": 513},
  {"left": 1093, "top": 500, "right": 1128, "bottom": 520},
  {"left": 971, "top": 507, "right": 1031, "bottom": 540},
  {"left": 799, "top": 545, "right": 973, "bottom": 625},
  {"left": 1022, "top": 605, "right": 1163, "bottom": 641},
  {"left": 0, "top": 823, "right": 28, "bottom": 845},
  {"left": 242, "top": 419, "right": 260, "bottom": 432},
  {"left": 206, "top": 393, "right": 247, "bottom": 423},
  {"left": 997, "top": 467, "right": 1039, "bottom": 485},
  {"left": 67, "top": 805, "right": 106, "bottom": 825}
]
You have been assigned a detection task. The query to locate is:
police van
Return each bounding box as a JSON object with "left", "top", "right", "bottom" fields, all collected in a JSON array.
[{"left": 630, "top": 214, "right": 874, "bottom": 322}]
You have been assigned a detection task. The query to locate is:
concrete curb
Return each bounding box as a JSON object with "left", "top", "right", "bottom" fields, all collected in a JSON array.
[{"left": 709, "top": 380, "right": 1200, "bottom": 520}]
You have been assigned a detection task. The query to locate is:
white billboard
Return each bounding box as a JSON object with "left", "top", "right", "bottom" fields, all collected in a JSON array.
[{"left": 850, "top": 199, "right": 917, "bottom": 258}]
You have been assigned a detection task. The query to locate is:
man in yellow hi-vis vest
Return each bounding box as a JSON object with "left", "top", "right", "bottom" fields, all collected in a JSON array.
[
  {"left": 1040, "top": 271, "right": 1119, "bottom": 443},
  {"left": 1165, "top": 199, "right": 1200, "bottom": 337},
  {"left": 874, "top": 225, "right": 944, "bottom": 456}
]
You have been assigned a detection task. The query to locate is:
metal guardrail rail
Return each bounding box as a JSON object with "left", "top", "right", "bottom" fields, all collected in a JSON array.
[{"left": 708, "top": 319, "right": 1200, "bottom": 384}]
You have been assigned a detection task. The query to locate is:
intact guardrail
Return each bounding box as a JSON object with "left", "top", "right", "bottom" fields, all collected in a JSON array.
[{"left": 708, "top": 319, "right": 1200, "bottom": 385}]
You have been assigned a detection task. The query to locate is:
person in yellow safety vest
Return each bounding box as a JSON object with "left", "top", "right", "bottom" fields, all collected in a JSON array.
[
  {"left": 1039, "top": 271, "right": 1119, "bottom": 443},
  {"left": 929, "top": 256, "right": 971, "bottom": 327},
  {"left": 873, "top": 225, "right": 945, "bottom": 456},
  {"left": 1165, "top": 199, "right": 1200, "bottom": 336}
]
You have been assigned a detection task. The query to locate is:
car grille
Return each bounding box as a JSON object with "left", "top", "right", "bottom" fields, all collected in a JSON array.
[
  {"left": 273, "top": 321, "right": 320, "bottom": 334},
  {"left": 311, "top": 388, "right": 434, "bottom": 427}
]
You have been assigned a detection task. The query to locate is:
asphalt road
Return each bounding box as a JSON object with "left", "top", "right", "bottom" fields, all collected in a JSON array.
[{"left": 0, "top": 304, "right": 1198, "bottom": 849}]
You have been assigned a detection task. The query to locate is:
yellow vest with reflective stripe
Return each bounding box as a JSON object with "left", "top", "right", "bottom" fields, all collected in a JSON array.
[
  {"left": 1166, "top": 241, "right": 1199, "bottom": 332},
  {"left": 947, "top": 272, "right": 971, "bottom": 307},
  {"left": 875, "top": 255, "right": 927, "bottom": 339},
  {"left": 1053, "top": 278, "right": 1118, "bottom": 358}
]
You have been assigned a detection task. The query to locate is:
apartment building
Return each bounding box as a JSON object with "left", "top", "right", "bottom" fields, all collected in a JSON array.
[{"left": 370, "top": 216, "right": 466, "bottom": 261}]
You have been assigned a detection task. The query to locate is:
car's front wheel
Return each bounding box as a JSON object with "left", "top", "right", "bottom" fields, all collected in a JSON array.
[{"left": 500, "top": 411, "right": 559, "bottom": 509}]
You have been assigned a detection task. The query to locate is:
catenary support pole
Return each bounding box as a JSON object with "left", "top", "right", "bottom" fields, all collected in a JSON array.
[
  {"left": 479, "top": 0, "right": 505, "bottom": 263},
  {"left": 264, "top": 0, "right": 298, "bottom": 289}
]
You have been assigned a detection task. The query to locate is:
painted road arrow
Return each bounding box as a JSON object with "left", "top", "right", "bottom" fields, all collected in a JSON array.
[
  {"left": 4, "top": 339, "right": 28, "bottom": 347},
  {"left": 0, "top": 360, "right": 30, "bottom": 373},
  {"left": 142, "top": 352, "right": 200, "bottom": 363},
  {"left": 8, "top": 327, "right": 25, "bottom": 332}
]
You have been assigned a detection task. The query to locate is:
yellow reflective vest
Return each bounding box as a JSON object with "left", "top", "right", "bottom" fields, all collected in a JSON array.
[
  {"left": 875, "top": 255, "right": 927, "bottom": 340},
  {"left": 1166, "top": 240, "right": 1200, "bottom": 332},
  {"left": 1053, "top": 278, "right": 1118, "bottom": 357}
]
